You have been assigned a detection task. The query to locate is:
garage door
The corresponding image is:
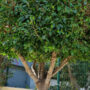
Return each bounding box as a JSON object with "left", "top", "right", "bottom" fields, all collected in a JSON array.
[{"left": 7, "top": 67, "right": 30, "bottom": 88}]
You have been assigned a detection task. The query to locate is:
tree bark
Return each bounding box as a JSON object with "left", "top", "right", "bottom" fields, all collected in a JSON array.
[
  {"left": 38, "top": 62, "right": 45, "bottom": 80},
  {"left": 18, "top": 54, "right": 39, "bottom": 83},
  {"left": 45, "top": 52, "right": 57, "bottom": 85},
  {"left": 52, "top": 56, "right": 71, "bottom": 76},
  {"left": 31, "top": 61, "right": 37, "bottom": 76},
  {"left": 36, "top": 81, "right": 49, "bottom": 90}
]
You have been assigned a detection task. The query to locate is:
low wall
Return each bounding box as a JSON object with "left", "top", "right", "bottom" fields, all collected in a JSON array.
[{"left": 0, "top": 87, "right": 32, "bottom": 90}]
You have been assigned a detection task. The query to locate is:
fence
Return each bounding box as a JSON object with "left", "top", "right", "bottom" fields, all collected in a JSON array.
[{"left": 49, "top": 61, "right": 90, "bottom": 90}]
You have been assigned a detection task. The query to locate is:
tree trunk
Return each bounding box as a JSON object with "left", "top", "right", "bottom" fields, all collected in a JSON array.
[
  {"left": 18, "top": 53, "right": 72, "bottom": 90},
  {"left": 37, "top": 85, "right": 49, "bottom": 90},
  {"left": 38, "top": 62, "right": 45, "bottom": 80},
  {"left": 36, "top": 80, "right": 49, "bottom": 90}
]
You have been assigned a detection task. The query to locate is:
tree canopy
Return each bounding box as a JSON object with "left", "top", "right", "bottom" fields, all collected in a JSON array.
[{"left": 0, "top": 0, "right": 89, "bottom": 62}]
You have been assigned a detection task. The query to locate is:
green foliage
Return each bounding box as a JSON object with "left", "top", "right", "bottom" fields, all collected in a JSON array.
[
  {"left": 0, "top": 55, "right": 11, "bottom": 86},
  {"left": 0, "top": 0, "right": 89, "bottom": 62}
]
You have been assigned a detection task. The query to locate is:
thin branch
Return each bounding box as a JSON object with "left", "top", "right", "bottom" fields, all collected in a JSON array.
[
  {"left": 52, "top": 56, "right": 71, "bottom": 77},
  {"left": 32, "top": 25, "right": 42, "bottom": 40},
  {"left": 45, "top": 52, "right": 57, "bottom": 85},
  {"left": 18, "top": 54, "right": 39, "bottom": 83}
]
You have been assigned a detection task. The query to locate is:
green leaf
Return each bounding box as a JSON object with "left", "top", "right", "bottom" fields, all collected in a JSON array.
[{"left": 57, "top": 6, "right": 61, "bottom": 11}]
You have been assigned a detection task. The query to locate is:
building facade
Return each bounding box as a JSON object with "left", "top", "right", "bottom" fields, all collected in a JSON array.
[{"left": 6, "top": 59, "right": 35, "bottom": 89}]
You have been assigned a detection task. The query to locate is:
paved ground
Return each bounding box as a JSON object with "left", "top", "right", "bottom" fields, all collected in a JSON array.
[{"left": 0, "top": 87, "right": 32, "bottom": 90}]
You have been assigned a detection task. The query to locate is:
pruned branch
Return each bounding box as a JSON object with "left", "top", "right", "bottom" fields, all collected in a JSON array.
[
  {"left": 18, "top": 54, "right": 39, "bottom": 83},
  {"left": 52, "top": 56, "right": 71, "bottom": 77},
  {"left": 45, "top": 52, "right": 57, "bottom": 85},
  {"left": 31, "top": 61, "right": 37, "bottom": 76}
]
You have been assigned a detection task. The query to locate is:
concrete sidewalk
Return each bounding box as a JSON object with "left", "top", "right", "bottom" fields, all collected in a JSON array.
[{"left": 0, "top": 87, "right": 33, "bottom": 90}]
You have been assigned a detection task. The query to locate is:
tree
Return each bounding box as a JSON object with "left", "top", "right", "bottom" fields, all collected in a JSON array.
[{"left": 0, "top": 0, "right": 89, "bottom": 90}]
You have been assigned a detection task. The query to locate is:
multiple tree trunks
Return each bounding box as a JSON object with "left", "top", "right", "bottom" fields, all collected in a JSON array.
[{"left": 18, "top": 52, "right": 72, "bottom": 90}]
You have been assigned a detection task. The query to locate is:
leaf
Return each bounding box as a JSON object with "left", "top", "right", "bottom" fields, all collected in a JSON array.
[
  {"left": 42, "top": 35, "right": 46, "bottom": 40},
  {"left": 57, "top": 6, "right": 61, "bottom": 11},
  {"left": 0, "top": 0, "right": 89, "bottom": 64}
]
